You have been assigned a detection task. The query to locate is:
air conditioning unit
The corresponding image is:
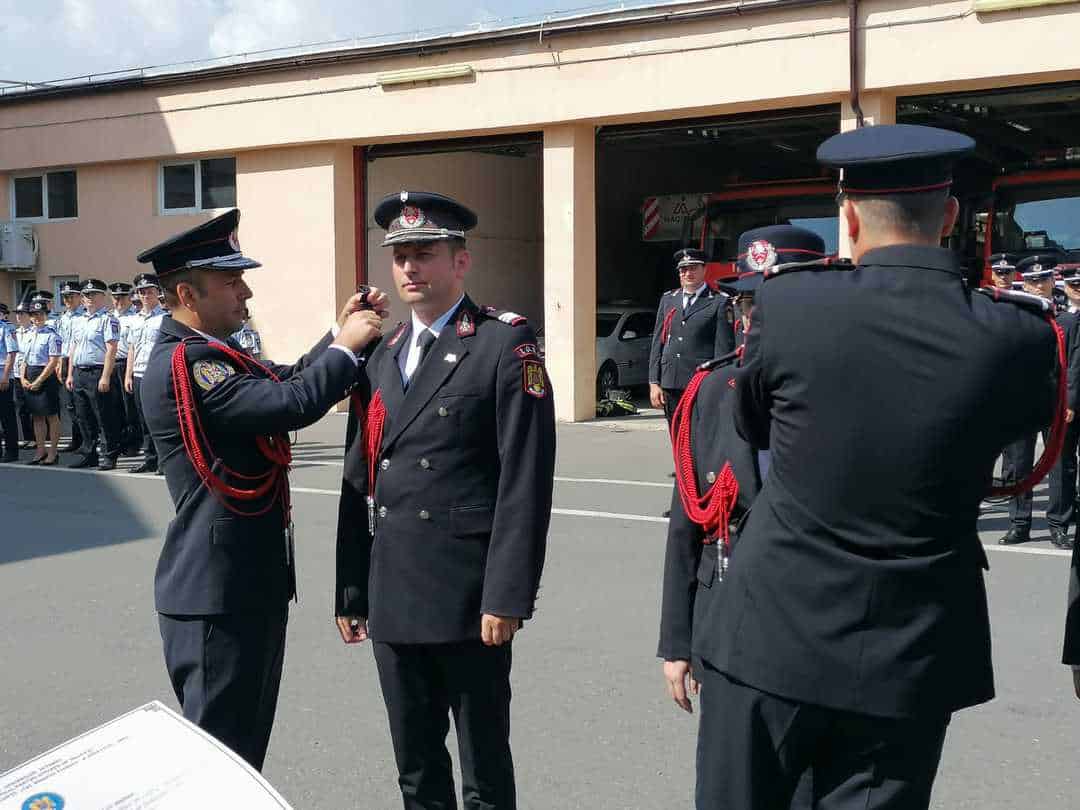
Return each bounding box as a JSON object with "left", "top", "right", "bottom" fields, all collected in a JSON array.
[{"left": 0, "top": 222, "right": 38, "bottom": 270}]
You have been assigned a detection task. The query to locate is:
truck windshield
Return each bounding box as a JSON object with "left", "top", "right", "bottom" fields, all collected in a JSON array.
[
  {"left": 992, "top": 184, "right": 1080, "bottom": 253},
  {"left": 687, "top": 196, "right": 839, "bottom": 262}
]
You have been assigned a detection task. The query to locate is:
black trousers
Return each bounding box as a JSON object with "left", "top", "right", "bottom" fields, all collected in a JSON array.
[
  {"left": 72, "top": 365, "right": 123, "bottom": 459},
  {"left": 158, "top": 609, "right": 288, "bottom": 772},
  {"left": 695, "top": 665, "right": 948, "bottom": 810},
  {"left": 57, "top": 359, "right": 81, "bottom": 449},
  {"left": 132, "top": 375, "right": 157, "bottom": 464},
  {"left": 13, "top": 378, "right": 33, "bottom": 442},
  {"left": 663, "top": 387, "right": 685, "bottom": 428},
  {"left": 0, "top": 383, "right": 17, "bottom": 456},
  {"left": 1005, "top": 428, "right": 1051, "bottom": 529},
  {"left": 112, "top": 359, "right": 141, "bottom": 450},
  {"left": 373, "top": 640, "right": 516, "bottom": 810},
  {"left": 1047, "top": 420, "right": 1080, "bottom": 531}
]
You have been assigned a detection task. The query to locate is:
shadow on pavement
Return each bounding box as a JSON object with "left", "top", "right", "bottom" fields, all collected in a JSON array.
[{"left": 0, "top": 469, "right": 158, "bottom": 566}]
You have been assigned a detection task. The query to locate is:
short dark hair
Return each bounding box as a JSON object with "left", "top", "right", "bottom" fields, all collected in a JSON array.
[
  {"left": 851, "top": 189, "right": 949, "bottom": 242},
  {"left": 162, "top": 268, "right": 208, "bottom": 308}
]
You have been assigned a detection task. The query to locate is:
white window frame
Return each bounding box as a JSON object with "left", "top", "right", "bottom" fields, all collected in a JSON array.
[
  {"left": 10, "top": 169, "right": 79, "bottom": 223},
  {"left": 13, "top": 277, "right": 35, "bottom": 306},
  {"left": 158, "top": 156, "right": 236, "bottom": 216}
]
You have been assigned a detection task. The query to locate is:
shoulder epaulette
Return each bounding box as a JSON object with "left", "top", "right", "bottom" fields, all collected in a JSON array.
[
  {"left": 480, "top": 306, "right": 528, "bottom": 327},
  {"left": 765, "top": 256, "right": 854, "bottom": 280},
  {"left": 697, "top": 350, "right": 741, "bottom": 373},
  {"left": 974, "top": 286, "right": 1053, "bottom": 314},
  {"left": 666, "top": 288, "right": 681, "bottom": 297}
]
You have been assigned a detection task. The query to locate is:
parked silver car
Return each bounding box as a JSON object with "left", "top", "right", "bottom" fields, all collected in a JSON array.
[{"left": 595, "top": 303, "right": 656, "bottom": 398}]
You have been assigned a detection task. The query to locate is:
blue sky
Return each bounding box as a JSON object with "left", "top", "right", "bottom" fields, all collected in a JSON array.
[{"left": 0, "top": 0, "right": 657, "bottom": 85}]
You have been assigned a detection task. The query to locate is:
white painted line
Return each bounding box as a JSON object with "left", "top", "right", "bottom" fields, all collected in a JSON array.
[{"left": 1, "top": 466, "right": 1072, "bottom": 556}]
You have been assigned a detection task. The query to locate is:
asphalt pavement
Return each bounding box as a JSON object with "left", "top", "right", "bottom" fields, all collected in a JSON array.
[{"left": 0, "top": 412, "right": 1077, "bottom": 809}]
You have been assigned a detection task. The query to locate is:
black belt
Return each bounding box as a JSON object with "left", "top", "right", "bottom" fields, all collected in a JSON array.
[{"left": 76, "top": 364, "right": 104, "bottom": 371}]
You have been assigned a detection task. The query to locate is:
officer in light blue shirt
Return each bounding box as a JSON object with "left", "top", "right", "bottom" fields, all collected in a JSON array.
[
  {"left": 110, "top": 281, "right": 142, "bottom": 454},
  {"left": 126, "top": 272, "right": 167, "bottom": 474},
  {"left": 231, "top": 307, "right": 262, "bottom": 359},
  {"left": 0, "top": 302, "right": 19, "bottom": 461},
  {"left": 67, "top": 278, "right": 123, "bottom": 470},
  {"left": 56, "top": 280, "right": 85, "bottom": 453},
  {"left": 12, "top": 303, "right": 34, "bottom": 449},
  {"left": 29, "top": 290, "right": 60, "bottom": 326}
]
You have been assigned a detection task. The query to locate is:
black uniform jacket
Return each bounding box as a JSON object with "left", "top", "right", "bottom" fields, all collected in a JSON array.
[
  {"left": 657, "top": 354, "right": 763, "bottom": 664},
  {"left": 335, "top": 296, "right": 556, "bottom": 644},
  {"left": 143, "top": 316, "right": 357, "bottom": 615},
  {"left": 1061, "top": 308, "right": 1080, "bottom": 664},
  {"left": 1059, "top": 308, "right": 1080, "bottom": 412},
  {"left": 649, "top": 287, "right": 734, "bottom": 390},
  {"left": 718, "top": 245, "right": 1056, "bottom": 719}
]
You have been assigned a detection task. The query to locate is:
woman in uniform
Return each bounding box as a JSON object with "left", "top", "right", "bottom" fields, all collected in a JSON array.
[
  {"left": 12, "top": 303, "right": 34, "bottom": 449},
  {"left": 22, "top": 300, "right": 63, "bottom": 465}
]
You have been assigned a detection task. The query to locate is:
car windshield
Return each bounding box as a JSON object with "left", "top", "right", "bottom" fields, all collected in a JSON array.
[
  {"left": 596, "top": 314, "right": 621, "bottom": 339},
  {"left": 992, "top": 185, "right": 1080, "bottom": 252}
]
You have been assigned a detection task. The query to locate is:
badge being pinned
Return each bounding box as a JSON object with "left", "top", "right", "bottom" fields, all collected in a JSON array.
[
  {"left": 457, "top": 309, "right": 475, "bottom": 337},
  {"left": 192, "top": 359, "right": 236, "bottom": 392},
  {"left": 522, "top": 359, "right": 546, "bottom": 399},
  {"left": 746, "top": 240, "right": 777, "bottom": 272}
]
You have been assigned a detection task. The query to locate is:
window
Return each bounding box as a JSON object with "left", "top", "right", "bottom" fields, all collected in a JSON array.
[
  {"left": 596, "top": 313, "right": 621, "bottom": 339},
  {"left": 992, "top": 184, "right": 1080, "bottom": 253},
  {"left": 12, "top": 170, "right": 78, "bottom": 221},
  {"left": 14, "top": 279, "right": 35, "bottom": 305},
  {"left": 160, "top": 157, "right": 236, "bottom": 213},
  {"left": 620, "top": 313, "right": 655, "bottom": 341}
]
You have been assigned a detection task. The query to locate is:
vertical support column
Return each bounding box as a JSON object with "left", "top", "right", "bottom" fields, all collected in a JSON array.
[
  {"left": 543, "top": 124, "right": 597, "bottom": 423},
  {"left": 837, "top": 92, "right": 897, "bottom": 258}
]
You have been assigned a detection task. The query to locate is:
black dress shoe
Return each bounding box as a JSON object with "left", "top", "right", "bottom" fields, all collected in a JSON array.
[
  {"left": 25, "top": 455, "right": 45, "bottom": 466},
  {"left": 1050, "top": 528, "right": 1074, "bottom": 550},
  {"left": 98, "top": 457, "right": 117, "bottom": 471},
  {"left": 662, "top": 509, "right": 671, "bottom": 518},
  {"left": 999, "top": 527, "right": 1031, "bottom": 546},
  {"left": 60, "top": 444, "right": 82, "bottom": 453},
  {"left": 68, "top": 454, "right": 100, "bottom": 469},
  {"left": 131, "top": 460, "right": 158, "bottom": 474}
]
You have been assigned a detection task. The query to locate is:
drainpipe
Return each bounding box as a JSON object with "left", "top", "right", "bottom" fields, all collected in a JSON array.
[{"left": 848, "top": 0, "right": 864, "bottom": 127}]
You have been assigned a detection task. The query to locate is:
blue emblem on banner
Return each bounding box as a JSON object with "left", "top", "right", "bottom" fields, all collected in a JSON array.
[{"left": 22, "top": 793, "right": 65, "bottom": 810}]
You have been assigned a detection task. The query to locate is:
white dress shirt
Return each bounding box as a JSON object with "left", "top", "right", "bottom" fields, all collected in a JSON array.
[
  {"left": 399, "top": 295, "right": 466, "bottom": 384},
  {"left": 682, "top": 283, "right": 707, "bottom": 311}
]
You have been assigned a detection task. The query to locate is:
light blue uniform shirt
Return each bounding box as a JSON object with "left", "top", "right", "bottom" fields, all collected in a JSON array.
[
  {"left": 24, "top": 324, "right": 62, "bottom": 367},
  {"left": 72, "top": 308, "right": 121, "bottom": 366},
  {"left": 114, "top": 305, "right": 140, "bottom": 360},
  {"left": 14, "top": 326, "right": 32, "bottom": 379},
  {"left": 57, "top": 306, "right": 85, "bottom": 359},
  {"left": 130, "top": 307, "right": 166, "bottom": 378},
  {"left": 0, "top": 319, "right": 17, "bottom": 357}
]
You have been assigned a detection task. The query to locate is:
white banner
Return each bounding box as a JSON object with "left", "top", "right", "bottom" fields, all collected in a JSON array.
[
  {"left": 0, "top": 702, "right": 292, "bottom": 810},
  {"left": 641, "top": 193, "right": 706, "bottom": 243}
]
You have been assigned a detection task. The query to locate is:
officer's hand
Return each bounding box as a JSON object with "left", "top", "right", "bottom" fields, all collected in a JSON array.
[
  {"left": 1068, "top": 409, "right": 1075, "bottom": 424},
  {"left": 335, "top": 616, "right": 368, "bottom": 644},
  {"left": 65, "top": 377, "right": 74, "bottom": 392},
  {"left": 649, "top": 383, "right": 666, "bottom": 409},
  {"left": 663, "top": 659, "right": 698, "bottom": 714},
  {"left": 480, "top": 614, "right": 520, "bottom": 646},
  {"left": 98, "top": 376, "right": 110, "bottom": 393},
  {"left": 125, "top": 378, "right": 134, "bottom": 394},
  {"left": 0, "top": 377, "right": 7, "bottom": 392},
  {"left": 338, "top": 287, "right": 390, "bottom": 326},
  {"left": 334, "top": 310, "right": 384, "bottom": 354}
]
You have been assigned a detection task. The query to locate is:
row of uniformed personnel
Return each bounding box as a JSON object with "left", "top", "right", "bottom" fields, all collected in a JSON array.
[{"left": 0, "top": 278, "right": 261, "bottom": 469}]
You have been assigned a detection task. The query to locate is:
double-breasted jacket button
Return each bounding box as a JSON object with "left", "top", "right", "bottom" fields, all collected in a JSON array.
[
  {"left": 418, "top": 510, "right": 431, "bottom": 520},
  {"left": 380, "top": 458, "right": 391, "bottom": 471},
  {"left": 706, "top": 471, "right": 717, "bottom": 484},
  {"left": 437, "top": 406, "right": 449, "bottom": 417},
  {"left": 378, "top": 506, "right": 388, "bottom": 518},
  {"left": 419, "top": 458, "right": 431, "bottom": 470}
]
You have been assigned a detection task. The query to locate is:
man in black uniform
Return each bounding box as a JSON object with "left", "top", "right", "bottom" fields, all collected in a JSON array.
[
  {"left": 988, "top": 252, "right": 1018, "bottom": 290},
  {"left": 138, "top": 209, "right": 386, "bottom": 770},
  {"left": 1046, "top": 255, "right": 1080, "bottom": 550},
  {"left": 700, "top": 124, "right": 1058, "bottom": 810},
  {"left": 649, "top": 248, "right": 734, "bottom": 424},
  {"left": 1001, "top": 255, "right": 1061, "bottom": 546},
  {"left": 335, "top": 191, "right": 556, "bottom": 810}
]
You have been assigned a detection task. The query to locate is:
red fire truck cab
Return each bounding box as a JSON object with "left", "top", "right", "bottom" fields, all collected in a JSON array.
[{"left": 681, "top": 179, "right": 838, "bottom": 286}]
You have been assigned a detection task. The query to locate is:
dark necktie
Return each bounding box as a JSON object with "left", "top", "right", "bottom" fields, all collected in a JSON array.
[{"left": 406, "top": 330, "right": 437, "bottom": 389}]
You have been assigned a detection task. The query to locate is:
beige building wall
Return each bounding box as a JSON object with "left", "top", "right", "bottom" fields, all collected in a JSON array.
[{"left": 365, "top": 150, "right": 544, "bottom": 329}]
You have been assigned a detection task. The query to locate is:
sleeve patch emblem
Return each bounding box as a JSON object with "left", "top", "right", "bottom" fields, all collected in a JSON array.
[
  {"left": 513, "top": 343, "right": 539, "bottom": 358},
  {"left": 523, "top": 359, "right": 546, "bottom": 398},
  {"left": 192, "top": 359, "right": 236, "bottom": 392}
]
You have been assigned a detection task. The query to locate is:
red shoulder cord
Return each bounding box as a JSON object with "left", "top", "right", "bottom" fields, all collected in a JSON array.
[
  {"left": 171, "top": 338, "right": 292, "bottom": 520},
  {"left": 355, "top": 389, "right": 387, "bottom": 498},
  {"left": 660, "top": 308, "right": 677, "bottom": 345},
  {"left": 989, "top": 314, "right": 1069, "bottom": 498},
  {"left": 671, "top": 368, "right": 740, "bottom": 548}
]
